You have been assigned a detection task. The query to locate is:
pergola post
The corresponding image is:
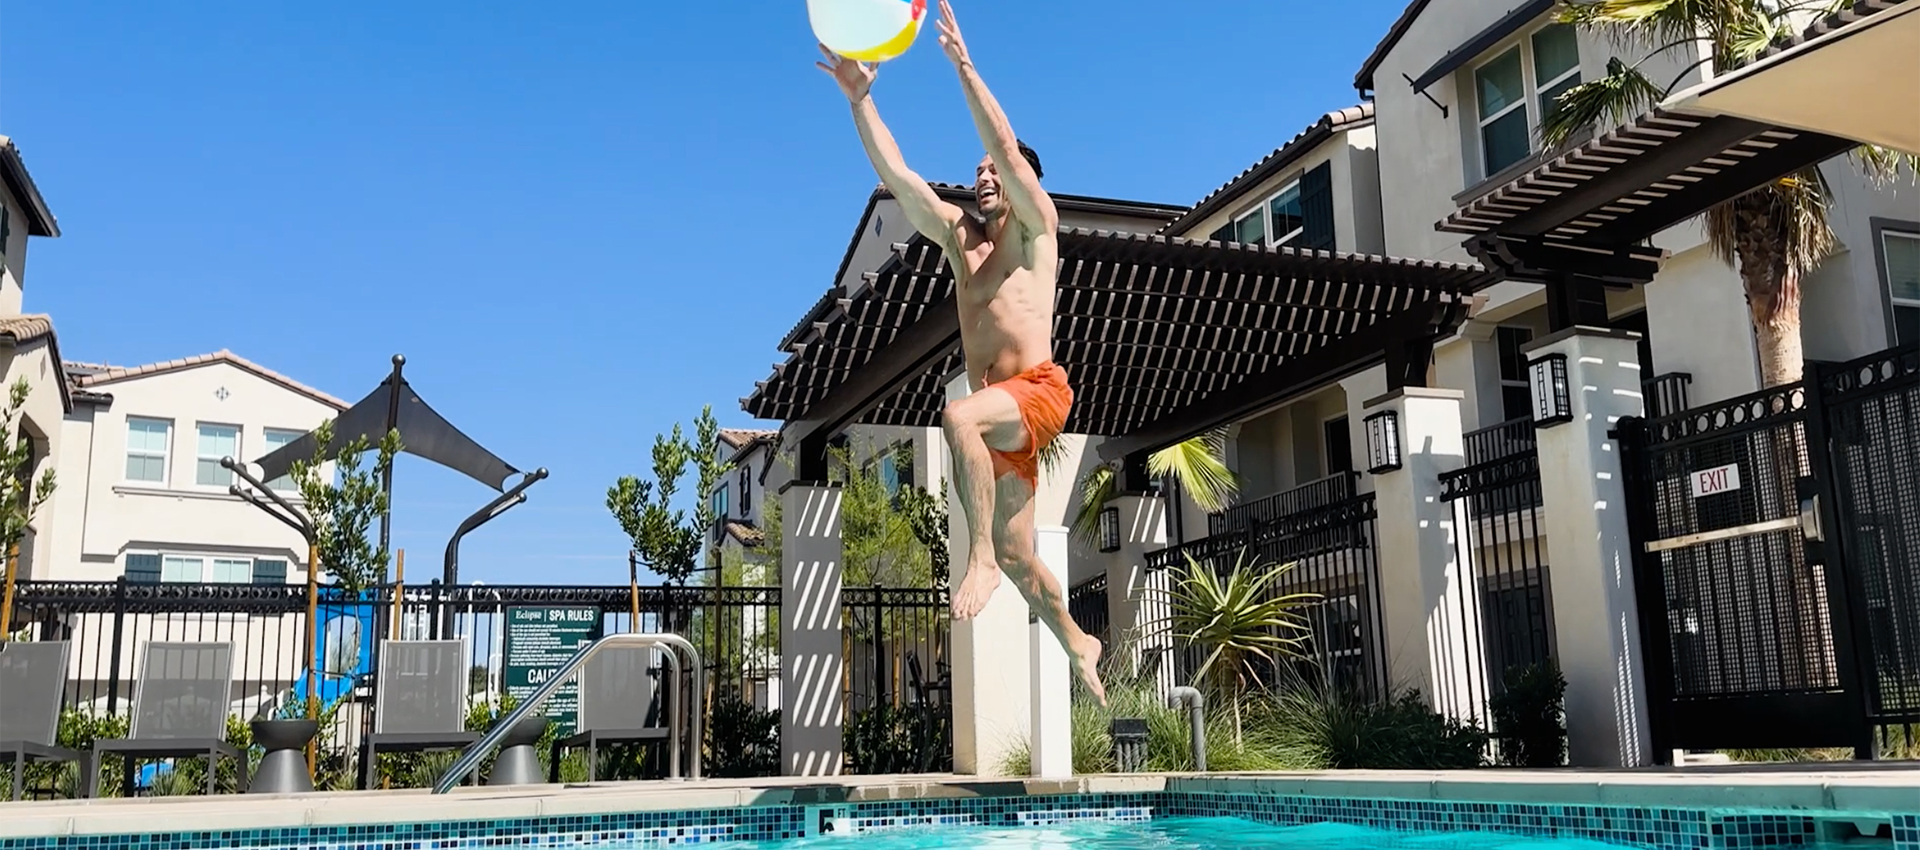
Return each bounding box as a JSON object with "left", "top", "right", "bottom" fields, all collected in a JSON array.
[
  {"left": 1355, "top": 376, "right": 1490, "bottom": 723},
  {"left": 778, "top": 478, "right": 845, "bottom": 776},
  {"left": 943, "top": 373, "right": 1034, "bottom": 775},
  {"left": 1526, "top": 328, "right": 1655, "bottom": 767},
  {"left": 1103, "top": 492, "right": 1169, "bottom": 690}
]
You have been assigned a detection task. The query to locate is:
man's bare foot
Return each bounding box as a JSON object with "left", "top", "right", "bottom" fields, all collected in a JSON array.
[
  {"left": 1072, "top": 634, "right": 1106, "bottom": 706},
  {"left": 951, "top": 559, "right": 1002, "bottom": 620}
]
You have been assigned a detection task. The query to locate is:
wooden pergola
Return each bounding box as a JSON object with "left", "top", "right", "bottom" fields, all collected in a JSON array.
[{"left": 743, "top": 228, "right": 1496, "bottom": 483}]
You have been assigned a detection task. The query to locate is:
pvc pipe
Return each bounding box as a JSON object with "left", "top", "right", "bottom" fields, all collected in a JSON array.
[{"left": 1169, "top": 686, "right": 1207, "bottom": 772}]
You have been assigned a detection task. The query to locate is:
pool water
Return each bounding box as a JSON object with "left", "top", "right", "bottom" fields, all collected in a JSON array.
[{"left": 709, "top": 818, "right": 1646, "bottom": 850}]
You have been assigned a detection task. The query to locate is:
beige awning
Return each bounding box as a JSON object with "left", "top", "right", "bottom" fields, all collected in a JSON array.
[{"left": 1662, "top": 0, "right": 1920, "bottom": 154}]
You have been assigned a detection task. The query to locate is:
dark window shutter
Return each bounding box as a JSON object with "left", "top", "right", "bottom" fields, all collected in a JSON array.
[
  {"left": 126, "top": 553, "right": 162, "bottom": 584},
  {"left": 1298, "top": 162, "right": 1336, "bottom": 252},
  {"left": 253, "top": 559, "right": 288, "bottom": 585}
]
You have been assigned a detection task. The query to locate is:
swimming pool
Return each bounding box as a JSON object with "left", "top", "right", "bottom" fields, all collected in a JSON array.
[
  {"left": 1, "top": 774, "right": 1911, "bottom": 850},
  {"left": 726, "top": 817, "right": 1657, "bottom": 849}
]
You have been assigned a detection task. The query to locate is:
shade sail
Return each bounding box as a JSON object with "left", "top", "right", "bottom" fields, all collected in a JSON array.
[{"left": 252, "top": 377, "right": 520, "bottom": 492}]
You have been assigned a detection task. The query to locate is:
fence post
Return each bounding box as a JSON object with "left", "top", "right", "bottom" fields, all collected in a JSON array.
[
  {"left": 106, "top": 576, "right": 128, "bottom": 715},
  {"left": 870, "top": 585, "right": 884, "bottom": 707}
]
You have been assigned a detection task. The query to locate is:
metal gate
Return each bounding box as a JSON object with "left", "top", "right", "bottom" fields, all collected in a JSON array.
[{"left": 1619, "top": 343, "right": 1920, "bottom": 753}]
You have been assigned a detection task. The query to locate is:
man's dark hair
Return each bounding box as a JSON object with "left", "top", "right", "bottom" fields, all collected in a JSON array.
[{"left": 1016, "top": 139, "right": 1043, "bottom": 179}]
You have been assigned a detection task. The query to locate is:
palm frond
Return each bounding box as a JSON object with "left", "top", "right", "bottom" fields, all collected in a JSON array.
[
  {"left": 1850, "top": 145, "right": 1920, "bottom": 188},
  {"left": 1557, "top": 0, "right": 1714, "bottom": 53},
  {"left": 1069, "top": 462, "right": 1118, "bottom": 549},
  {"left": 1037, "top": 435, "right": 1072, "bottom": 477},
  {"left": 1147, "top": 430, "right": 1238, "bottom": 514},
  {"left": 1540, "top": 57, "right": 1664, "bottom": 146}
]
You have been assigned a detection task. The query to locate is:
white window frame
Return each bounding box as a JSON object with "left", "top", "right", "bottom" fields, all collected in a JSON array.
[
  {"left": 261, "top": 428, "right": 304, "bottom": 491},
  {"left": 1884, "top": 229, "right": 1920, "bottom": 342},
  {"left": 1230, "top": 176, "right": 1307, "bottom": 248},
  {"left": 151, "top": 552, "right": 257, "bottom": 584},
  {"left": 195, "top": 422, "right": 242, "bottom": 489},
  {"left": 1471, "top": 23, "right": 1582, "bottom": 180},
  {"left": 124, "top": 417, "right": 173, "bottom": 485}
]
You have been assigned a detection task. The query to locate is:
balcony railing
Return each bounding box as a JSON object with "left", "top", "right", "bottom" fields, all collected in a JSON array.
[
  {"left": 1464, "top": 417, "right": 1535, "bottom": 467},
  {"left": 1208, "top": 472, "right": 1359, "bottom": 537},
  {"left": 1642, "top": 372, "right": 1693, "bottom": 419}
]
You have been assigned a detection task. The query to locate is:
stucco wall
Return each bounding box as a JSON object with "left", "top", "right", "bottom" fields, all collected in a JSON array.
[
  {"left": 1, "top": 340, "right": 67, "bottom": 580},
  {"left": 1167, "top": 131, "right": 1382, "bottom": 257},
  {"left": 0, "top": 181, "right": 29, "bottom": 316},
  {"left": 48, "top": 360, "right": 340, "bottom": 582}
]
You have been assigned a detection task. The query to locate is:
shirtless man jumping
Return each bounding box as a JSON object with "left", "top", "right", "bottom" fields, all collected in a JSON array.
[{"left": 818, "top": 0, "right": 1105, "bottom": 705}]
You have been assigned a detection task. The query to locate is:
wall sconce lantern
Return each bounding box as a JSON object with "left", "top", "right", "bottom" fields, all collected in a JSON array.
[
  {"left": 1098, "top": 506, "right": 1122, "bottom": 553},
  {"left": 1363, "top": 410, "right": 1401, "bottom": 474},
  {"left": 1529, "top": 353, "right": 1573, "bottom": 427}
]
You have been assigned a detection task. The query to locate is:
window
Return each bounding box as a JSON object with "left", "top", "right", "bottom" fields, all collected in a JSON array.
[
  {"left": 262, "top": 429, "right": 302, "bottom": 491},
  {"left": 1232, "top": 179, "right": 1307, "bottom": 248},
  {"left": 0, "top": 206, "right": 10, "bottom": 260},
  {"left": 161, "top": 555, "right": 203, "bottom": 583},
  {"left": 210, "top": 558, "right": 253, "bottom": 584},
  {"left": 196, "top": 423, "right": 240, "bottom": 487},
  {"left": 711, "top": 485, "right": 729, "bottom": 520},
  {"left": 125, "top": 417, "right": 171, "bottom": 483},
  {"left": 1324, "top": 416, "right": 1353, "bottom": 475},
  {"left": 1885, "top": 230, "right": 1920, "bottom": 345},
  {"left": 1497, "top": 327, "right": 1535, "bottom": 422},
  {"left": 739, "top": 467, "right": 753, "bottom": 520},
  {"left": 1475, "top": 25, "right": 1581, "bottom": 177}
]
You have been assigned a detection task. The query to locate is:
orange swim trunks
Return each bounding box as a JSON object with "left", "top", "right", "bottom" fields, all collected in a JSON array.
[{"left": 985, "top": 360, "right": 1074, "bottom": 488}]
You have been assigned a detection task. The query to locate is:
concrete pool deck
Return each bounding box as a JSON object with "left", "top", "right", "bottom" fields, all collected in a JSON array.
[{"left": 3, "top": 766, "right": 1917, "bottom": 840}]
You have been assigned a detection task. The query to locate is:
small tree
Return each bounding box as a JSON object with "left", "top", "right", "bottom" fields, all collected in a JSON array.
[
  {"left": 608, "top": 406, "right": 729, "bottom": 586},
  {"left": 830, "top": 439, "right": 934, "bottom": 588},
  {"left": 291, "top": 419, "right": 402, "bottom": 592},
  {"left": 0, "top": 377, "right": 55, "bottom": 640}
]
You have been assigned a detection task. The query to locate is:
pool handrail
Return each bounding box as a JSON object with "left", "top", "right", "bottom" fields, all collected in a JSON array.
[{"left": 431, "top": 632, "right": 703, "bottom": 793}]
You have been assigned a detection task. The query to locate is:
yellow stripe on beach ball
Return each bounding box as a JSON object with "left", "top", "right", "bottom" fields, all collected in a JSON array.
[{"left": 809, "top": 0, "right": 927, "bottom": 64}]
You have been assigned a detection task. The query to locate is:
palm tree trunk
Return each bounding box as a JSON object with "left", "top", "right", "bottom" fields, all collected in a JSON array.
[{"left": 1732, "top": 193, "right": 1805, "bottom": 388}]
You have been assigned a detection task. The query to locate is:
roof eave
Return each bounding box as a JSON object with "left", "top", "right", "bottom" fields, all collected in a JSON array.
[{"left": 0, "top": 137, "right": 60, "bottom": 238}]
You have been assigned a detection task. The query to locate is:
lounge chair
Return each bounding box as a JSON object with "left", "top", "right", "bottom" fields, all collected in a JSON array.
[
  {"left": 85, "top": 642, "right": 249, "bottom": 797},
  {"left": 548, "top": 644, "right": 669, "bottom": 782},
  {"left": 360, "top": 640, "right": 479, "bottom": 789},
  {"left": 1, "top": 641, "right": 86, "bottom": 801}
]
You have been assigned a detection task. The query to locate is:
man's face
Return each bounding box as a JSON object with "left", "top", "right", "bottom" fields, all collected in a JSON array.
[{"left": 975, "top": 155, "right": 1004, "bottom": 218}]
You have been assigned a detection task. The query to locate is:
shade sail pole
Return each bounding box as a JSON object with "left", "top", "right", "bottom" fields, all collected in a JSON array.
[{"left": 380, "top": 355, "right": 404, "bottom": 576}]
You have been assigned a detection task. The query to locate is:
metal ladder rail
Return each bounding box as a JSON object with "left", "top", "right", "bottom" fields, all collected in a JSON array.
[{"left": 432, "top": 633, "right": 704, "bottom": 793}]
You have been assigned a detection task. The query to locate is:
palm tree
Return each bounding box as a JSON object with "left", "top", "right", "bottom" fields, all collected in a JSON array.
[
  {"left": 1143, "top": 549, "right": 1320, "bottom": 744},
  {"left": 1540, "top": 0, "right": 1917, "bottom": 387},
  {"left": 1061, "top": 429, "right": 1238, "bottom": 550}
]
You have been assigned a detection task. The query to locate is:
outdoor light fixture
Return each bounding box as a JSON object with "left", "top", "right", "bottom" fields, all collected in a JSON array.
[
  {"left": 1529, "top": 353, "right": 1573, "bottom": 427},
  {"left": 1364, "top": 410, "right": 1401, "bottom": 474},
  {"left": 1098, "top": 506, "right": 1121, "bottom": 553}
]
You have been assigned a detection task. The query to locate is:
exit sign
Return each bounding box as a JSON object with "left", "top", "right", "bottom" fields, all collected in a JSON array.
[{"left": 1690, "top": 463, "right": 1743, "bottom": 498}]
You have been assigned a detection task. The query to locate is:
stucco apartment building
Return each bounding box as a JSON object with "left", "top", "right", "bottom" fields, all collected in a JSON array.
[{"left": 1145, "top": 0, "right": 1918, "bottom": 544}]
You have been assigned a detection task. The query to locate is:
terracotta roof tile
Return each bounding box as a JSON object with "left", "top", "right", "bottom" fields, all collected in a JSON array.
[
  {"left": 74, "top": 349, "right": 347, "bottom": 410},
  {"left": 724, "top": 521, "right": 765, "bottom": 547},
  {"left": 0, "top": 314, "right": 56, "bottom": 345},
  {"left": 718, "top": 428, "right": 778, "bottom": 449}
]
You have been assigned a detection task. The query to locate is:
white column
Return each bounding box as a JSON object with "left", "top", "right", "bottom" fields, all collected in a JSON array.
[
  {"left": 1529, "top": 328, "right": 1653, "bottom": 768},
  {"left": 1030, "top": 525, "right": 1073, "bottom": 778},
  {"left": 1104, "top": 493, "right": 1168, "bottom": 688},
  {"left": 945, "top": 374, "right": 1033, "bottom": 775},
  {"left": 1362, "top": 386, "right": 1488, "bottom": 723},
  {"left": 779, "top": 481, "right": 843, "bottom": 776}
]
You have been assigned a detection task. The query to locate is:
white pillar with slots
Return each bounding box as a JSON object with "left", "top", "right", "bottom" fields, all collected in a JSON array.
[
  {"left": 1528, "top": 327, "right": 1654, "bottom": 768},
  {"left": 779, "top": 480, "right": 844, "bottom": 776}
]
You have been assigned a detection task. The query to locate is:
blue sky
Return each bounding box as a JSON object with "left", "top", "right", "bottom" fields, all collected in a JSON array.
[{"left": 3, "top": 1, "right": 1406, "bottom": 585}]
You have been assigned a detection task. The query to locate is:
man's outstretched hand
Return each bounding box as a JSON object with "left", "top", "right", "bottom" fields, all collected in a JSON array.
[
  {"left": 935, "top": 0, "right": 971, "bottom": 68},
  {"left": 816, "top": 43, "right": 875, "bottom": 102}
]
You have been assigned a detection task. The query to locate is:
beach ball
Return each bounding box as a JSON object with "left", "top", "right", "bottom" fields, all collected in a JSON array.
[{"left": 809, "top": 0, "right": 928, "bottom": 63}]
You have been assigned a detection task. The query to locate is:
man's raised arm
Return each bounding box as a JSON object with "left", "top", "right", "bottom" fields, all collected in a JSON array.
[
  {"left": 934, "top": 1, "right": 1058, "bottom": 234},
  {"left": 818, "top": 45, "right": 966, "bottom": 250}
]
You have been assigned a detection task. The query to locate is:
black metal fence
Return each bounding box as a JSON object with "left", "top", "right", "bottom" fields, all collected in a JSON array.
[
  {"left": 1442, "top": 419, "right": 1555, "bottom": 697},
  {"left": 1069, "top": 575, "right": 1109, "bottom": 647},
  {"left": 7, "top": 577, "right": 959, "bottom": 784},
  {"left": 1145, "top": 482, "right": 1387, "bottom": 701},
  {"left": 1619, "top": 342, "right": 1919, "bottom": 754}
]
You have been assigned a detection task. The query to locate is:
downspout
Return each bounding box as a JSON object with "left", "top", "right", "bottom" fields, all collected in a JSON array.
[{"left": 1169, "top": 686, "right": 1207, "bottom": 771}]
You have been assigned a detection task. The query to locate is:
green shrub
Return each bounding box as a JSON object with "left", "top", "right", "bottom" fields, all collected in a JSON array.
[
  {"left": 1268, "top": 683, "right": 1487, "bottom": 770},
  {"left": 845, "top": 702, "right": 951, "bottom": 774},
  {"left": 707, "top": 697, "right": 780, "bottom": 778},
  {"left": 1489, "top": 661, "right": 1567, "bottom": 767}
]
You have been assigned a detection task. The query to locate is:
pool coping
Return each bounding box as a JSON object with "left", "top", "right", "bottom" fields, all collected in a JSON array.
[{"left": 2, "top": 769, "right": 1917, "bottom": 839}]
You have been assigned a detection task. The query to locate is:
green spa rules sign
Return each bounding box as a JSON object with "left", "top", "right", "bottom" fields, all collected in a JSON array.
[{"left": 502, "top": 606, "right": 602, "bottom": 735}]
